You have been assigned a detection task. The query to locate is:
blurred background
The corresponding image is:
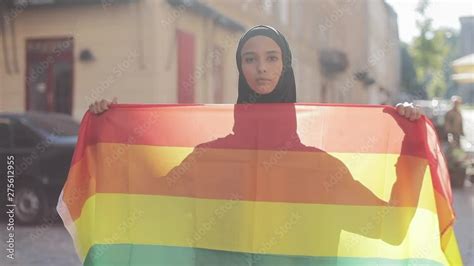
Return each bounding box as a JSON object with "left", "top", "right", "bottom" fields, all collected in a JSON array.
[{"left": 0, "top": 0, "right": 473, "bottom": 265}]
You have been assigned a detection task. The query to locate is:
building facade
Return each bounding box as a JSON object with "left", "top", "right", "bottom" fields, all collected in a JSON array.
[{"left": 0, "top": 0, "right": 401, "bottom": 121}]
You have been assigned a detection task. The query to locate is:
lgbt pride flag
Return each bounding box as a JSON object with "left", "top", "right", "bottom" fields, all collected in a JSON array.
[{"left": 57, "top": 103, "right": 462, "bottom": 265}]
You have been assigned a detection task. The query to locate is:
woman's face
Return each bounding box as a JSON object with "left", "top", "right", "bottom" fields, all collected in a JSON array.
[{"left": 241, "top": 36, "right": 283, "bottom": 95}]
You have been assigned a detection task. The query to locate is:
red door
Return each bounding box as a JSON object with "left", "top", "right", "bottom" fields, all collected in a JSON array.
[
  {"left": 212, "top": 46, "right": 224, "bottom": 103},
  {"left": 177, "top": 30, "right": 195, "bottom": 103},
  {"left": 26, "top": 38, "right": 74, "bottom": 114}
]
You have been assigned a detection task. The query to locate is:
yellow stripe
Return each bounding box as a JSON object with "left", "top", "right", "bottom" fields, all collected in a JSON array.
[
  {"left": 441, "top": 226, "right": 464, "bottom": 265},
  {"left": 73, "top": 194, "right": 447, "bottom": 264}
]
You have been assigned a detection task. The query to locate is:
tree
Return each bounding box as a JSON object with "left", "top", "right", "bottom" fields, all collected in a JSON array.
[{"left": 409, "top": 0, "right": 458, "bottom": 98}]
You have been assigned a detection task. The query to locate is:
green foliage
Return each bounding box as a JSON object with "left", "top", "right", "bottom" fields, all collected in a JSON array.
[{"left": 406, "top": 0, "right": 459, "bottom": 98}]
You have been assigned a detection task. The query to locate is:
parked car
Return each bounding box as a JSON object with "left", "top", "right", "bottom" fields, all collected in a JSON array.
[{"left": 0, "top": 112, "right": 79, "bottom": 224}]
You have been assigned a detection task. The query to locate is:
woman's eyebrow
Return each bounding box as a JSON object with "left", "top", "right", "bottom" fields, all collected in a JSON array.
[
  {"left": 242, "top": 50, "right": 280, "bottom": 57},
  {"left": 266, "top": 50, "right": 281, "bottom": 55},
  {"left": 242, "top": 51, "right": 256, "bottom": 57}
]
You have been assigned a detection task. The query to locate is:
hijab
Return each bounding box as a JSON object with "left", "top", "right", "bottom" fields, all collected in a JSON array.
[{"left": 236, "top": 25, "right": 296, "bottom": 104}]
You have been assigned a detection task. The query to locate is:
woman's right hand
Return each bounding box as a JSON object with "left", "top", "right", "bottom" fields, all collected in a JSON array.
[{"left": 88, "top": 97, "right": 118, "bottom": 115}]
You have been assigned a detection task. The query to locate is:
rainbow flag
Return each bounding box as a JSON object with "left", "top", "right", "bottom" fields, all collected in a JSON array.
[{"left": 57, "top": 103, "right": 462, "bottom": 265}]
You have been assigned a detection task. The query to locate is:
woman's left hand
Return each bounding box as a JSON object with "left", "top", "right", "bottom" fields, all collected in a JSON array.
[{"left": 396, "top": 102, "right": 423, "bottom": 121}]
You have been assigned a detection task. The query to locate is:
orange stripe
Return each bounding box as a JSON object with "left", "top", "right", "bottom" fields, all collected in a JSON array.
[{"left": 434, "top": 190, "right": 456, "bottom": 234}]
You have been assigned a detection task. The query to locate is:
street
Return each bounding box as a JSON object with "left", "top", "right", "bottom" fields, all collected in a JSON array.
[
  {"left": 0, "top": 213, "right": 81, "bottom": 266},
  {"left": 454, "top": 186, "right": 474, "bottom": 265}
]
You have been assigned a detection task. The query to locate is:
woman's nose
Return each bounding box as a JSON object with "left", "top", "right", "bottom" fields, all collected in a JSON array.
[{"left": 257, "top": 62, "right": 267, "bottom": 73}]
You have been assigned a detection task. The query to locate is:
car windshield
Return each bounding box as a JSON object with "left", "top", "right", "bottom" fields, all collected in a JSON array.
[{"left": 23, "top": 113, "right": 80, "bottom": 137}]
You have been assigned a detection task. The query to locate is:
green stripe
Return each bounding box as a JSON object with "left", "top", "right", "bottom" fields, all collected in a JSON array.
[{"left": 84, "top": 244, "right": 443, "bottom": 266}]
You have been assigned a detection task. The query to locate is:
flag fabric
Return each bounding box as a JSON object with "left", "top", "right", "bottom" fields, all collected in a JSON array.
[{"left": 57, "top": 103, "right": 462, "bottom": 266}]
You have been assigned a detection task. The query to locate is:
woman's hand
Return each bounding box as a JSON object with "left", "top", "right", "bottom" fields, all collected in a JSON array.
[
  {"left": 88, "top": 97, "right": 118, "bottom": 115},
  {"left": 395, "top": 102, "right": 422, "bottom": 121}
]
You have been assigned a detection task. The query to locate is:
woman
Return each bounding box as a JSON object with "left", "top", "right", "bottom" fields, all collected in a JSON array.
[
  {"left": 89, "top": 25, "right": 421, "bottom": 120},
  {"left": 87, "top": 26, "right": 426, "bottom": 265}
]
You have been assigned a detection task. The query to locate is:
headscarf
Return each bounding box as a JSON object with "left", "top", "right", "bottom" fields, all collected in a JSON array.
[{"left": 236, "top": 25, "right": 296, "bottom": 104}]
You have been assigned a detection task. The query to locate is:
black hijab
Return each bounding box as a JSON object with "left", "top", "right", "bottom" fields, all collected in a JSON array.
[{"left": 236, "top": 25, "right": 296, "bottom": 104}]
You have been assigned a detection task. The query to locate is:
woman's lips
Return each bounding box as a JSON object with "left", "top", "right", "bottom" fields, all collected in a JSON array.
[{"left": 256, "top": 78, "right": 272, "bottom": 84}]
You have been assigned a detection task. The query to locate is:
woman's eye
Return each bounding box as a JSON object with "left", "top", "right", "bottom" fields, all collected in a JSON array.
[
  {"left": 268, "top": 56, "right": 279, "bottom": 62},
  {"left": 245, "top": 57, "right": 255, "bottom": 63}
]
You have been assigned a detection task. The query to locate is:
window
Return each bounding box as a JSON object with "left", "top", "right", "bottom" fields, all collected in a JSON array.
[{"left": 26, "top": 38, "right": 74, "bottom": 114}]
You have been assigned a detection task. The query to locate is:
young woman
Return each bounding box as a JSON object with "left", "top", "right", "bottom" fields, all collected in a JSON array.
[{"left": 87, "top": 25, "right": 427, "bottom": 265}]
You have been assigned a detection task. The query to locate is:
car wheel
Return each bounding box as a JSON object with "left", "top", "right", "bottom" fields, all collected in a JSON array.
[{"left": 14, "top": 185, "right": 48, "bottom": 225}]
